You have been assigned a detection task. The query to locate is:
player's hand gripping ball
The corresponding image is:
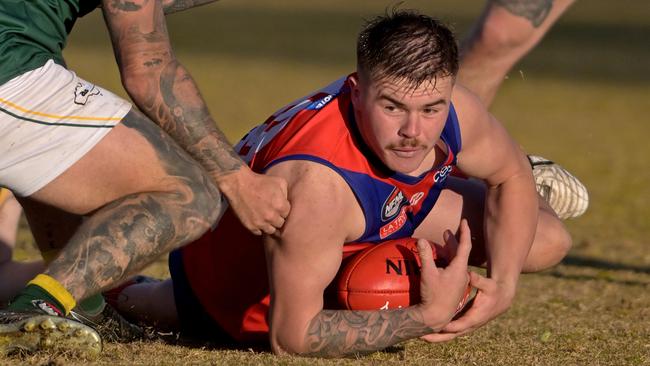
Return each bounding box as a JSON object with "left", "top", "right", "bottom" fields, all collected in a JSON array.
[{"left": 336, "top": 237, "right": 475, "bottom": 312}]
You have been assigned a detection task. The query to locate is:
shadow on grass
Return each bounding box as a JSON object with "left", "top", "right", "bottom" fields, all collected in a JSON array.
[
  {"left": 538, "top": 255, "right": 650, "bottom": 287},
  {"left": 561, "top": 255, "right": 650, "bottom": 275}
]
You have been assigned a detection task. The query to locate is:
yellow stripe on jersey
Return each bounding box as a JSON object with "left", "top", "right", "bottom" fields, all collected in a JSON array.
[{"left": 0, "top": 97, "right": 123, "bottom": 122}]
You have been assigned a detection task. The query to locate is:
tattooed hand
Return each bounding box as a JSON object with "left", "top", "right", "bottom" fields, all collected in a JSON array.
[
  {"left": 299, "top": 222, "right": 473, "bottom": 358},
  {"left": 215, "top": 167, "right": 290, "bottom": 235}
]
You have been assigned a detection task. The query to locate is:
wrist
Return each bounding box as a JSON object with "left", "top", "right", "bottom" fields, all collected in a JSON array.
[
  {"left": 213, "top": 166, "right": 250, "bottom": 196},
  {"left": 413, "top": 303, "right": 452, "bottom": 332},
  {"left": 488, "top": 272, "right": 519, "bottom": 299}
]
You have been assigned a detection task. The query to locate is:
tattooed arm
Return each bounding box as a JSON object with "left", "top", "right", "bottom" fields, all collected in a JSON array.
[
  {"left": 161, "top": 0, "right": 217, "bottom": 14},
  {"left": 458, "top": 0, "right": 576, "bottom": 106},
  {"left": 101, "top": 0, "right": 290, "bottom": 234},
  {"left": 263, "top": 161, "right": 472, "bottom": 357}
]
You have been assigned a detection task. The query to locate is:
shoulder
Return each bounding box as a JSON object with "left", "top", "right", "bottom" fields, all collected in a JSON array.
[
  {"left": 266, "top": 160, "right": 365, "bottom": 242},
  {"left": 450, "top": 83, "right": 489, "bottom": 131}
]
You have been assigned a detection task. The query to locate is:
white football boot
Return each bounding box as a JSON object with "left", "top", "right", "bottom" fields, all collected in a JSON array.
[{"left": 528, "top": 155, "right": 589, "bottom": 219}]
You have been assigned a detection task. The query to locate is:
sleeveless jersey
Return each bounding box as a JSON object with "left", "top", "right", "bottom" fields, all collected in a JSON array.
[
  {"left": 0, "top": 0, "right": 99, "bottom": 85},
  {"left": 178, "top": 75, "right": 462, "bottom": 342}
]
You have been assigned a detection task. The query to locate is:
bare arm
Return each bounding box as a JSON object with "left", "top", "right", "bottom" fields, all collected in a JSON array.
[
  {"left": 424, "top": 85, "right": 537, "bottom": 341},
  {"left": 264, "top": 161, "right": 472, "bottom": 357},
  {"left": 161, "top": 0, "right": 217, "bottom": 14},
  {"left": 101, "top": 0, "right": 289, "bottom": 234},
  {"left": 454, "top": 85, "right": 537, "bottom": 292}
]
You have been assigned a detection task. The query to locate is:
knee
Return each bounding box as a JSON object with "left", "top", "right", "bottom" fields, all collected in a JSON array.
[
  {"left": 470, "top": 12, "right": 535, "bottom": 55},
  {"left": 544, "top": 221, "right": 572, "bottom": 265},
  {"left": 525, "top": 218, "right": 572, "bottom": 272}
]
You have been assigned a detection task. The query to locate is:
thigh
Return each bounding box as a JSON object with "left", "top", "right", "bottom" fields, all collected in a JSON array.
[
  {"left": 29, "top": 108, "right": 217, "bottom": 215},
  {"left": 413, "top": 176, "right": 487, "bottom": 264}
]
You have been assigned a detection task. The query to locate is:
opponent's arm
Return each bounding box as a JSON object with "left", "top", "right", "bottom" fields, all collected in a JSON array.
[
  {"left": 101, "top": 0, "right": 289, "bottom": 234},
  {"left": 161, "top": 0, "right": 217, "bottom": 14},
  {"left": 264, "top": 161, "right": 472, "bottom": 357},
  {"left": 427, "top": 85, "right": 537, "bottom": 341}
]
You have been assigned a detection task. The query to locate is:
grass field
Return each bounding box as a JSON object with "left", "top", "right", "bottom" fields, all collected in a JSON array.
[{"left": 7, "top": 0, "right": 650, "bottom": 364}]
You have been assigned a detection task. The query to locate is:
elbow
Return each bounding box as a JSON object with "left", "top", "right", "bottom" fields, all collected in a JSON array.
[
  {"left": 269, "top": 333, "right": 303, "bottom": 356},
  {"left": 120, "top": 71, "right": 153, "bottom": 106}
]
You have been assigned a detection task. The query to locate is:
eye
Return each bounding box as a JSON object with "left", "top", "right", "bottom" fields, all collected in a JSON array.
[
  {"left": 384, "top": 104, "right": 402, "bottom": 114},
  {"left": 422, "top": 107, "right": 438, "bottom": 116}
]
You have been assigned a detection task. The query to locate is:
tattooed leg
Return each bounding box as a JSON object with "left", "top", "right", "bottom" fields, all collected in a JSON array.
[
  {"left": 458, "top": 0, "right": 576, "bottom": 106},
  {"left": 493, "top": 0, "right": 554, "bottom": 27},
  {"left": 28, "top": 109, "right": 222, "bottom": 300},
  {"left": 304, "top": 309, "right": 435, "bottom": 358}
]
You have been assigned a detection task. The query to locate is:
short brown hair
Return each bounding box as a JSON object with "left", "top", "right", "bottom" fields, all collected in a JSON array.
[{"left": 357, "top": 10, "right": 458, "bottom": 89}]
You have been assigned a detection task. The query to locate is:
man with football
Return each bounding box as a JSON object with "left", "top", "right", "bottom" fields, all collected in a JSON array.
[{"left": 107, "top": 10, "right": 586, "bottom": 357}]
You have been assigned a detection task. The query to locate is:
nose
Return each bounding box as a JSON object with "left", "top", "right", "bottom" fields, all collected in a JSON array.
[{"left": 398, "top": 113, "right": 421, "bottom": 138}]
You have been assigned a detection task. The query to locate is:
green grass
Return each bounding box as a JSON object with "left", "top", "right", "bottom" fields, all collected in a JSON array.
[{"left": 6, "top": 0, "right": 650, "bottom": 364}]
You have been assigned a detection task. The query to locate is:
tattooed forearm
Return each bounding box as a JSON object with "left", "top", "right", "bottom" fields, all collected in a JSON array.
[
  {"left": 162, "top": 0, "right": 218, "bottom": 14},
  {"left": 110, "top": 0, "right": 147, "bottom": 12},
  {"left": 153, "top": 61, "right": 243, "bottom": 174},
  {"left": 44, "top": 110, "right": 221, "bottom": 298},
  {"left": 304, "top": 308, "right": 435, "bottom": 358},
  {"left": 493, "top": 0, "right": 553, "bottom": 27},
  {"left": 103, "top": 0, "right": 244, "bottom": 177}
]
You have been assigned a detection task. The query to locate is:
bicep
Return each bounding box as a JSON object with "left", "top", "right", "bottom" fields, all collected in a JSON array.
[
  {"left": 453, "top": 86, "right": 529, "bottom": 186},
  {"left": 263, "top": 161, "right": 354, "bottom": 353}
]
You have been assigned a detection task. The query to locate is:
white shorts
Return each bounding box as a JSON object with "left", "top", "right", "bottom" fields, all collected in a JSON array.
[{"left": 0, "top": 60, "right": 132, "bottom": 196}]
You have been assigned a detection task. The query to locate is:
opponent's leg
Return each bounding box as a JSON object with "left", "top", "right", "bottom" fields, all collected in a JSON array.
[
  {"left": 458, "top": 0, "right": 576, "bottom": 106},
  {"left": 0, "top": 191, "right": 44, "bottom": 304},
  {"left": 3, "top": 109, "right": 221, "bottom": 355},
  {"left": 14, "top": 108, "right": 222, "bottom": 304}
]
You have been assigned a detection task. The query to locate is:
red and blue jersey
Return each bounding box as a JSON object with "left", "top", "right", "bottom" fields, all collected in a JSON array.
[
  {"left": 176, "top": 75, "right": 462, "bottom": 342},
  {"left": 235, "top": 75, "right": 461, "bottom": 242}
]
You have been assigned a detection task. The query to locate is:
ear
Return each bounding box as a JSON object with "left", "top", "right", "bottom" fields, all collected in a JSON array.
[{"left": 349, "top": 74, "right": 361, "bottom": 105}]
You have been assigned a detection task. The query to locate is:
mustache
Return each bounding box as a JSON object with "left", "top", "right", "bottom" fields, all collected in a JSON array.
[{"left": 386, "top": 138, "right": 427, "bottom": 149}]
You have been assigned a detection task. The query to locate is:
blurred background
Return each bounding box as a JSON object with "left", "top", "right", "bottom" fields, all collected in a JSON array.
[
  {"left": 53, "top": 0, "right": 649, "bottom": 265},
  {"left": 9, "top": 1, "right": 649, "bottom": 364}
]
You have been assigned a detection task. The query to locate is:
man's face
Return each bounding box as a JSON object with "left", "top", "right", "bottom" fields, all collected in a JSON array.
[{"left": 350, "top": 73, "right": 454, "bottom": 174}]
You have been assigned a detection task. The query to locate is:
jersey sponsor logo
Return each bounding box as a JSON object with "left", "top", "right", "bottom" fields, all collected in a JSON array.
[
  {"left": 306, "top": 93, "right": 334, "bottom": 110},
  {"left": 381, "top": 187, "right": 409, "bottom": 221},
  {"left": 73, "top": 82, "right": 101, "bottom": 105},
  {"left": 434, "top": 164, "right": 453, "bottom": 183},
  {"left": 409, "top": 192, "right": 424, "bottom": 206},
  {"left": 379, "top": 206, "right": 407, "bottom": 239}
]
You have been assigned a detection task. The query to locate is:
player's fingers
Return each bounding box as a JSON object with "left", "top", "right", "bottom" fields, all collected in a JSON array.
[
  {"left": 448, "top": 222, "right": 472, "bottom": 269},
  {"left": 270, "top": 215, "right": 286, "bottom": 230},
  {"left": 468, "top": 271, "right": 490, "bottom": 290},
  {"left": 251, "top": 228, "right": 263, "bottom": 236},
  {"left": 260, "top": 223, "right": 277, "bottom": 235},
  {"left": 420, "top": 332, "right": 460, "bottom": 343},
  {"left": 416, "top": 238, "right": 437, "bottom": 274},
  {"left": 278, "top": 198, "right": 291, "bottom": 218}
]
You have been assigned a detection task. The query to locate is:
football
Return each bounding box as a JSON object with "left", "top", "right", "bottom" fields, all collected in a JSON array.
[{"left": 336, "top": 237, "right": 474, "bottom": 312}]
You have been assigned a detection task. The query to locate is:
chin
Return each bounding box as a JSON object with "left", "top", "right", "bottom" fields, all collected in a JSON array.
[{"left": 384, "top": 158, "right": 422, "bottom": 175}]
